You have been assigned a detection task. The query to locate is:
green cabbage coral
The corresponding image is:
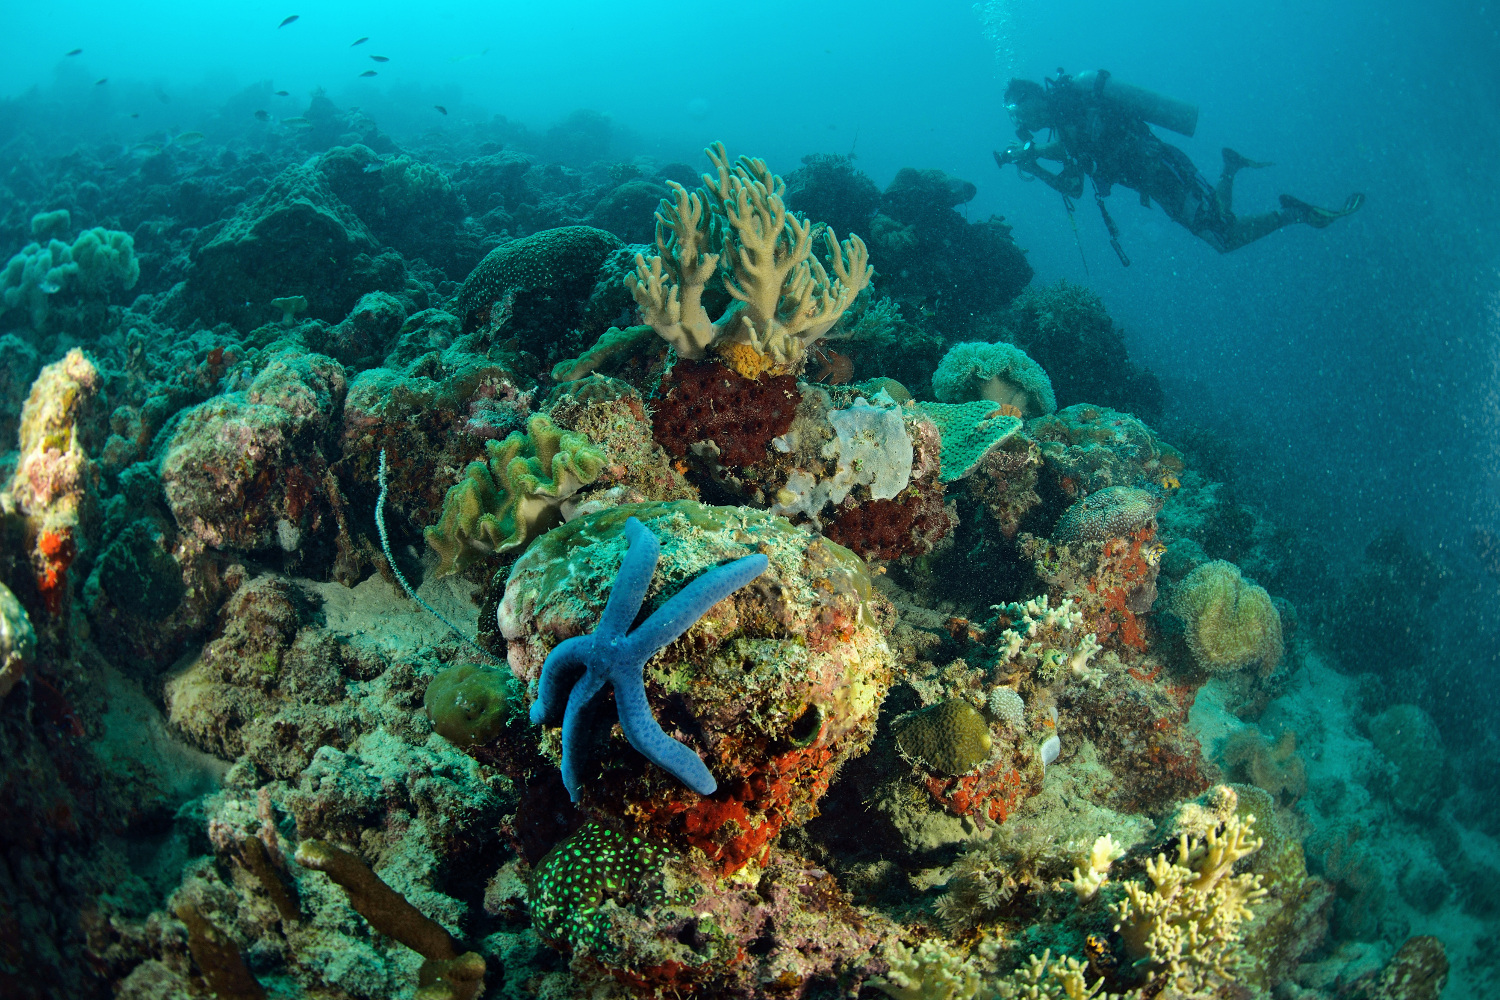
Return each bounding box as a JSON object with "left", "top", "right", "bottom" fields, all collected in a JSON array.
[
  {"left": 1173, "top": 560, "right": 1284, "bottom": 675},
  {"left": 424, "top": 414, "right": 606, "bottom": 576}
]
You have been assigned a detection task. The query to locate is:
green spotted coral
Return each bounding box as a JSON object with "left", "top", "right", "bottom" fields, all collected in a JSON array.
[
  {"left": 530, "top": 822, "right": 675, "bottom": 956},
  {"left": 894, "top": 699, "right": 993, "bottom": 775},
  {"left": 424, "top": 414, "right": 606, "bottom": 576},
  {"left": 911, "top": 400, "right": 1023, "bottom": 483},
  {"left": 1173, "top": 560, "right": 1284, "bottom": 675}
]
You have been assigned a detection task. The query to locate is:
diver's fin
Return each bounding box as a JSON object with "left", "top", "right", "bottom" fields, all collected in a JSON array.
[
  {"left": 1280, "top": 192, "right": 1365, "bottom": 229},
  {"left": 1222, "top": 147, "right": 1273, "bottom": 172}
]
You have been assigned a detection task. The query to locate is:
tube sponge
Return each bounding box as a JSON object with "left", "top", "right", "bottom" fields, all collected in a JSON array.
[
  {"left": 932, "top": 341, "right": 1057, "bottom": 416},
  {"left": 1173, "top": 560, "right": 1284, "bottom": 675}
]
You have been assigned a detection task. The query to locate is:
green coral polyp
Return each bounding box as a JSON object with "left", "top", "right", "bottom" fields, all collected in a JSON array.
[
  {"left": 424, "top": 414, "right": 606, "bottom": 576},
  {"left": 530, "top": 822, "right": 676, "bottom": 956}
]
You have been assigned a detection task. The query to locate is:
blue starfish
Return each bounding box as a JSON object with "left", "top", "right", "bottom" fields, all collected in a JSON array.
[{"left": 530, "top": 516, "right": 768, "bottom": 802}]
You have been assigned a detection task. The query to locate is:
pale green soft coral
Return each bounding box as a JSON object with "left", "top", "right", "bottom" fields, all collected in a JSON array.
[
  {"left": 1172, "top": 560, "right": 1284, "bottom": 675},
  {"left": 424, "top": 414, "right": 606, "bottom": 576},
  {"left": 1, "top": 220, "right": 140, "bottom": 329},
  {"left": 932, "top": 341, "right": 1057, "bottom": 416}
]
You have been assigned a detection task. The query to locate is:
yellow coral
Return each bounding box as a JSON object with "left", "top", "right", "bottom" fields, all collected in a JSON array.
[
  {"left": 1173, "top": 560, "right": 1284, "bottom": 675},
  {"left": 626, "top": 142, "right": 872, "bottom": 375},
  {"left": 424, "top": 415, "right": 604, "bottom": 576},
  {"left": 1110, "top": 811, "right": 1268, "bottom": 992},
  {"left": 872, "top": 939, "right": 985, "bottom": 1000}
]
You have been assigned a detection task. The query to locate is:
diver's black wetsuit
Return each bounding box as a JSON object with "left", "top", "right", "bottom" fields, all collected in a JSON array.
[{"left": 1001, "top": 72, "right": 1362, "bottom": 254}]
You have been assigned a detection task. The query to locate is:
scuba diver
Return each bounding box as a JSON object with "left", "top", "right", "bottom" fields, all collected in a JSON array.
[{"left": 995, "top": 69, "right": 1364, "bottom": 262}]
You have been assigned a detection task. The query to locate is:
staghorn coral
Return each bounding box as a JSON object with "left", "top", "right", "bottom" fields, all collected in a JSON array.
[
  {"left": 423, "top": 413, "right": 605, "bottom": 576},
  {"left": 1062, "top": 833, "right": 1125, "bottom": 901},
  {"left": 872, "top": 938, "right": 986, "bottom": 1000},
  {"left": 1052, "top": 485, "right": 1166, "bottom": 544},
  {"left": 1172, "top": 560, "right": 1284, "bottom": 675},
  {"left": 1111, "top": 810, "right": 1268, "bottom": 993},
  {"left": 992, "top": 949, "right": 1103, "bottom": 999},
  {"left": 626, "top": 142, "right": 872, "bottom": 376},
  {"left": 932, "top": 341, "right": 1057, "bottom": 417}
]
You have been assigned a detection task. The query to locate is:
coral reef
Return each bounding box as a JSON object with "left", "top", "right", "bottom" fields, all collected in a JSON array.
[
  {"left": 1, "top": 220, "right": 139, "bottom": 329},
  {"left": 627, "top": 142, "right": 872, "bottom": 376},
  {"left": 500, "top": 500, "right": 892, "bottom": 873}
]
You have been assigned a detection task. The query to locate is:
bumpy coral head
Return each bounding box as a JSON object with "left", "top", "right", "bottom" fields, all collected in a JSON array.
[
  {"left": 1173, "top": 560, "right": 1284, "bottom": 675},
  {"left": 932, "top": 341, "right": 1057, "bottom": 416},
  {"left": 499, "top": 500, "right": 893, "bottom": 873}
]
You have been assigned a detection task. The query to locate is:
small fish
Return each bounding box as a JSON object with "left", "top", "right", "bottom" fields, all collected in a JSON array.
[
  {"left": 279, "top": 15, "right": 299, "bottom": 28},
  {"left": 254, "top": 109, "right": 270, "bottom": 121},
  {"left": 370, "top": 55, "right": 389, "bottom": 62},
  {"left": 131, "top": 142, "right": 161, "bottom": 155},
  {"left": 129, "top": 112, "right": 140, "bottom": 118},
  {"left": 359, "top": 70, "right": 377, "bottom": 77},
  {"left": 434, "top": 105, "right": 447, "bottom": 115},
  {"left": 38, "top": 280, "right": 63, "bottom": 295},
  {"left": 173, "top": 131, "right": 205, "bottom": 146},
  {"left": 66, "top": 48, "right": 82, "bottom": 56},
  {"left": 95, "top": 77, "right": 108, "bottom": 85},
  {"left": 281, "top": 116, "right": 312, "bottom": 129},
  {"left": 352, "top": 36, "right": 369, "bottom": 46},
  {"left": 274, "top": 90, "right": 290, "bottom": 96},
  {"left": 361, "top": 162, "right": 382, "bottom": 173}
]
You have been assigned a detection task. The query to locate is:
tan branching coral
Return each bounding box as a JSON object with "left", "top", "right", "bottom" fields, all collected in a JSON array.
[
  {"left": 626, "top": 142, "right": 872, "bottom": 376},
  {"left": 1110, "top": 811, "right": 1268, "bottom": 992}
]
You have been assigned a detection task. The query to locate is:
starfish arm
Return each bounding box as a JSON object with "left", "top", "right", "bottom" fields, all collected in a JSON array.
[
  {"left": 530, "top": 635, "right": 593, "bottom": 725},
  {"left": 613, "top": 671, "right": 718, "bottom": 796},
  {"left": 558, "top": 667, "right": 609, "bottom": 802},
  {"left": 595, "top": 517, "right": 660, "bottom": 638},
  {"left": 624, "top": 553, "right": 769, "bottom": 656}
]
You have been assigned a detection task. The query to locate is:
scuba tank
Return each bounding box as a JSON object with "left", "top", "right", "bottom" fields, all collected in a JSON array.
[{"left": 1066, "top": 70, "right": 1199, "bottom": 137}]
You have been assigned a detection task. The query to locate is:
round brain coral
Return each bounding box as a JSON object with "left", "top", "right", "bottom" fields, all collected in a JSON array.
[
  {"left": 932, "top": 341, "right": 1057, "bottom": 416},
  {"left": 1052, "top": 484, "right": 1166, "bottom": 543},
  {"left": 424, "top": 663, "right": 514, "bottom": 748},
  {"left": 1173, "top": 560, "right": 1284, "bottom": 675},
  {"left": 893, "top": 699, "right": 993, "bottom": 775}
]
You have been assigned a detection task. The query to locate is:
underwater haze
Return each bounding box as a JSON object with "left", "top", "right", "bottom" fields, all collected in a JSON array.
[{"left": 2, "top": 1, "right": 1499, "bottom": 998}]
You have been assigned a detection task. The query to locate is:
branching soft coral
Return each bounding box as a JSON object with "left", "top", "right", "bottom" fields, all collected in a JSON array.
[
  {"left": 1111, "top": 812, "right": 1268, "bottom": 992},
  {"left": 626, "top": 142, "right": 872, "bottom": 376}
]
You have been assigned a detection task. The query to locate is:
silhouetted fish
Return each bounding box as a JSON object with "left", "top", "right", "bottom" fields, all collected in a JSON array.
[
  {"left": 370, "top": 55, "right": 389, "bottom": 62},
  {"left": 129, "top": 112, "right": 140, "bottom": 118},
  {"left": 362, "top": 162, "right": 383, "bottom": 173},
  {"left": 95, "top": 78, "right": 107, "bottom": 85},
  {"left": 173, "top": 131, "right": 205, "bottom": 146},
  {"left": 434, "top": 105, "right": 447, "bottom": 115},
  {"left": 254, "top": 110, "right": 270, "bottom": 121},
  {"left": 66, "top": 48, "right": 82, "bottom": 56},
  {"left": 279, "top": 15, "right": 299, "bottom": 28},
  {"left": 281, "top": 117, "right": 312, "bottom": 129},
  {"left": 275, "top": 90, "right": 290, "bottom": 96},
  {"left": 359, "top": 70, "right": 377, "bottom": 77},
  {"left": 352, "top": 37, "right": 369, "bottom": 46}
]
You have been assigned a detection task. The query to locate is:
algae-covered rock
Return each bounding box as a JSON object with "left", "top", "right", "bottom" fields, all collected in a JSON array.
[
  {"left": 0, "top": 582, "right": 36, "bottom": 699},
  {"left": 894, "top": 699, "right": 993, "bottom": 775},
  {"left": 499, "top": 499, "right": 892, "bottom": 873}
]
